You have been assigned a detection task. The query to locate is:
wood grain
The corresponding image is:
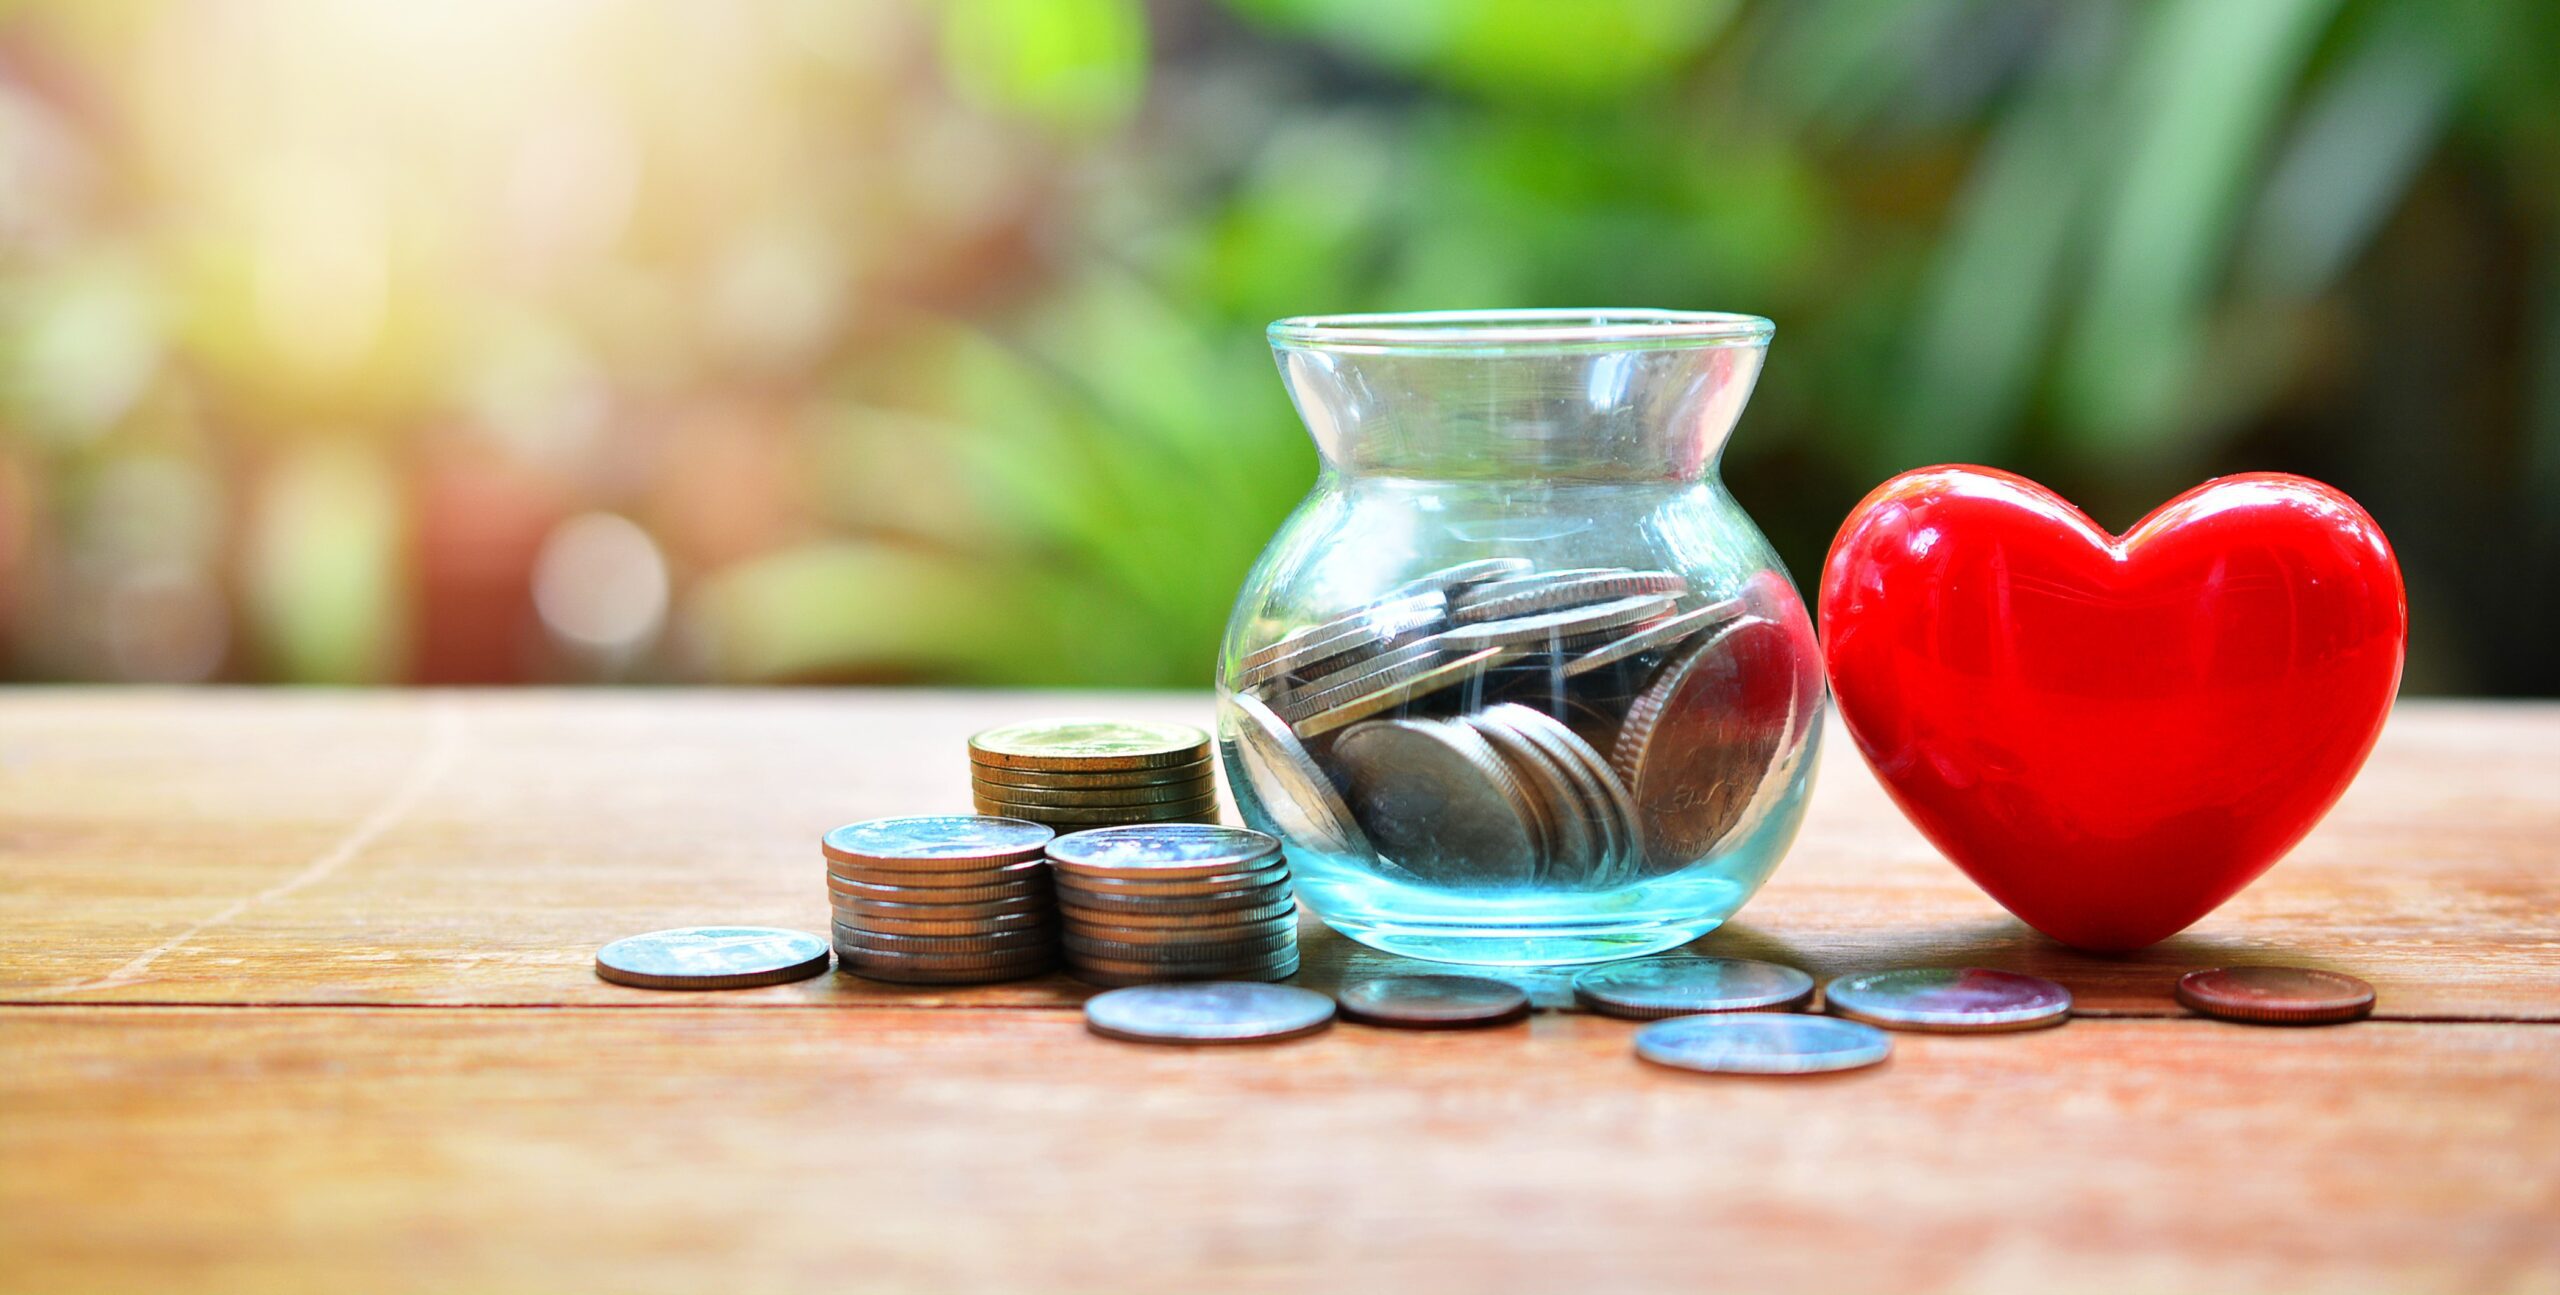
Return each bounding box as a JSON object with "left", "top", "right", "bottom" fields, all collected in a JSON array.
[
  {"left": 3, "top": 1006, "right": 2555, "bottom": 1295},
  {"left": 1, "top": 692, "right": 2553, "bottom": 1017}
]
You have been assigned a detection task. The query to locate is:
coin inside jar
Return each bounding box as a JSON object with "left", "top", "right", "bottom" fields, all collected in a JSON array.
[
  {"left": 2175, "top": 966, "right": 2376, "bottom": 1025},
  {"left": 1823, "top": 967, "right": 2073, "bottom": 1032},
  {"left": 1333, "top": 718, "right": 1541, "bottom": 890},
  {"left": 1337, "top": 975, "right": 1531, "bottom": 1029}
]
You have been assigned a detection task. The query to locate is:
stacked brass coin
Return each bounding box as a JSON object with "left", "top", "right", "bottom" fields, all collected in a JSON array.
[
  {"left": 1047, "top": 824, "right": 1299, "bottom": 987},
  {"left": 823, "top": 815, "right": 1060, "bottom": 984},
  {"left": 1225, "top": 559, "right": 1802, "bottom": 888},
  {"left": 968, "top": 719, "right": 1220, "bottom": 834}
]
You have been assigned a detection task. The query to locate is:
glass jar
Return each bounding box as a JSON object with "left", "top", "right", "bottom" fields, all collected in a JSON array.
[{"left": 1215, "top": 310, "right": 1823, "bottom": 966}]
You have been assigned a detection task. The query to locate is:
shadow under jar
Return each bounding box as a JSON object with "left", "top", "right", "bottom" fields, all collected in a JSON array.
[{"left": 1217, "top": 310, "right": 1825, "bottom": 966}]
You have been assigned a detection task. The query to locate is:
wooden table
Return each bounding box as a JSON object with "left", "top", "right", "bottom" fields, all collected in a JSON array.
[{"left": 3, "top": 691, "right": 2555, "bottom": 1294}]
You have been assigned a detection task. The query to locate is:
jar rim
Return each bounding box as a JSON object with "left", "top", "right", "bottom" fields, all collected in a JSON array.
[{"left": 1268, "top": 308, "right": 1774, "bottom": 354}]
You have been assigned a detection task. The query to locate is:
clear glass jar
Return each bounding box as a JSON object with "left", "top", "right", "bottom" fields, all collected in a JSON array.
[{"left": 1216, "top": 310, "right": 1823, "bottom": 966}]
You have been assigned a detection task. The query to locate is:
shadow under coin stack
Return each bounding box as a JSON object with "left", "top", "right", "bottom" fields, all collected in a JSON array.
[
  {"left": 967, "top": 720, "right": 1221, "bottom": 833},
  {"left": 1048, "top": 824, "right": 1300, "bottom": 987},
  {"left": 823, "top": 816, "right": 1060, "bottom": 984}
]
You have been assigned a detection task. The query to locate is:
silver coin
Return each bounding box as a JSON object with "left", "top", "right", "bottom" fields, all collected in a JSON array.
[
  {"left": 826, "top": 871, "right": 1050, "bottom": 905},
  {"left": 1054, "top": 869, "right": 1291, "bottom": 904},
  {"left": 1068, "top": 960, "right": 1301, "bottom": 988},
  {"left": 1053, "top": 877, "right": 1294, "bottom": 911},
  {"left": 1634, "top": 1013, "right": 1892, "bottom": 1075},
  {"left": 1278, "top": 637, "right": 1466, "bottom": 724},
  {"left": 826, "top": 859, "right": 1050, "bottom": 891},
  {"left": 1223, "top": 688, "right": 1368, "bottom": 856},
  {"left": 1452, "top": 570, "right": 1687, "bottom": 624},
  {"left": 594, "top": 926, "right": 831, "bottom": 991},
  {"left": 1046, "top": 823, "right": 1280, "bottom": 879},
  {"left": 1496, "top": 704, "right": 1641, "bottom": 887},
  {"left": 1063, "top": 925, "right": 1297, "bottom": 960},
  {"left": 968, "top": 761, "right": 1217, "bottom": 791},
  {"left": 1058, "top": 896, "right": 1296, "bottom": 929},
  {"left": 1233, "top": 594, "right": 1446, "bottom": 689},
  {"left": 1337, "top": 975, "right": 1531, "bottom": 1028},
  {"left": 1824, "top": 968, "right": 2073, "bottom": 1032},
  {"left": 835, "top": 944, "right": 1060, "bottom": 974},
  {"left": 831, "top": 891, "right": 1054, "bottom": 920},
  {"left": 837, "top": 951, "right": 1056, "bottom": 984},
  {"left": 1462, "top": 709, "right": 1579, "bottom": 886},
  {"left": 1573, "top": 956, "right": 1817, "bottom": 1019},
  {"left": 1381, "top": 558, "right": 1536, "bottom": 602},
  {"left": 1565, "top": 598, "right": 1746, "bottom": 677},
  {"left": 1082, "top": 982, "right": 1336, "bottom": 1043},
  {"left": 965, "top": 777, "right": 1217, "bottom": 808},
  {"left": 832, "top": 909, "right": 1054, "bottom": 938},
  {"left": 1333, "top": 718, "right": 1540, "bottom": 889},
  {"left": 1448, "top": 568, "right": 1628, "bottom": 607},
  {"left": 1067, "top": 945, "right": 1302, "bottom": 976},
  {"left": 1290, "top": 646, "right": 1517, "bottom": 738},
  {"left": 1611, "top": 614, "right": 1809, "bottom": 876},
  {"left": 970, "top": 796, "right": 1220, "bottom": 824},
  {"left": 1437, "top": 594, "right": 1679, "bottom": 653},
  {"left": 832, "top": 922, "right": 1057, "bottom": 956},
  {"left": 821, "top": 816, "right": 1054, "bottom": 869}
]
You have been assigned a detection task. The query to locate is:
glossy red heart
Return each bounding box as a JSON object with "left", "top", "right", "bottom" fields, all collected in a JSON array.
[{"left": 1818, "top": 467, "right": 2406, "bottom": 951}]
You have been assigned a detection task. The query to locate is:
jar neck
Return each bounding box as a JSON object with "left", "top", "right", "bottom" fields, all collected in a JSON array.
[{"left": 1274, "top": 343, "right": 1765, "bottom": 482}]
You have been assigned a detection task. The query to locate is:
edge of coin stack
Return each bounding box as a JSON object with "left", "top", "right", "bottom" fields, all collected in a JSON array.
[
  {"left": 967, "top": 719, "right": 1222, "bottom": 834},
  {"left": 824, "top": 815, "right": 1062, "bottom": 985},
  {"left": 1048, "top": 824, "right": 1301, "bottom": 988}
]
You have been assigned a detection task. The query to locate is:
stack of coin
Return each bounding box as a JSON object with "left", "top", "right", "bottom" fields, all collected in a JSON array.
[
  {"left": 1047, "top": 824, "right": 1299, "bottom": 987},
  {"left": 823, "top": 816, "right": 1060, "bottom": 984},
  {"left": 1223, "top": 559, "right": 1807, "bottom": 889},
  {"left": 968, "top": 719, "right": 1220, "bottom": 834}
]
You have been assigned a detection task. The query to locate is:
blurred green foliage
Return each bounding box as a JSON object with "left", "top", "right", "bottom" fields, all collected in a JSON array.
[{"left": 1, "top": 0, "right": 2555, "bottom": 692}]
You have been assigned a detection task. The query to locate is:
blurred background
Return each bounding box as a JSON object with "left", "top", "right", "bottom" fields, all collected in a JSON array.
[{"left": 0, "top": 0, "right": 2552, "bottom": 693}]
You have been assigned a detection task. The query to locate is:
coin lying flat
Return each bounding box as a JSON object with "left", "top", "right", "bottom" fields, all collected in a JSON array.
[
  {"left": 1381, "top": 558, "right": 1535, "bottom": 602},
  {"left": 822, "top": 816, "right": 1054, "bottom": 869},
  {"left": 1634, "top": 1013, "right": 1892, "bottom": 1075},
  {"left": 834, "top": 893, "right": 1053, "bottom": 921},
  {"left": 1565, "top": 599, "right": 1745, "bottom": 677},
  {"left": 1060, "top": 896, "right": 1297, "bottom": 929},
  {"left": 1824, "top": 967, "right": 2072, "bottom": 1032},
  {"left": 839, "top": 909, "right": 1053, "bottom": 938},
  {"left": 1573, "top": 956, "right": 1816, "bottom": 1019},
  {"left": 1053, "top": 877, "right": 1294, "bottom": 911},
  {"left": 970, "top": 796, "right": 1221, "bottom": 824},
  {"left": 1437, "top": 594, "right": 1677, "bottom": 652},
  {"left": 1224, "top": 689, "right": 1365, "bottom": 855},
  {"left": 2176, "top": 966, "right": 2375, "bottom": 1025},
  {"left": 595, "top": 927, "right": 831, "bottom": 991},
  {"left": 1083, "top": 982, "right": 1336, "bottom": 1043},
  {"left": 1046, "top": 824, "right": 1280, "bottom": 880},
  {"left": 968, "top": 720, "right": 1211, "bottom": 772},
  {"left": 1334, "top": 718, "right": 1540, "bottom": 889},
  {"left": 1233, "top": 594, "right": 1446, "bottom": 689},
  {"left": 826, "top": 859, "right": 1050, "bottom": 891},
  {"left": 1337, "top": 975, "right": 1531, "bottom": 1029}
]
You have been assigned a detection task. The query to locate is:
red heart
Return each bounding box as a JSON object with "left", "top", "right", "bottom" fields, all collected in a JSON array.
[{"left": 1817, "top": 467, "right": 2406, "bottom": 951}]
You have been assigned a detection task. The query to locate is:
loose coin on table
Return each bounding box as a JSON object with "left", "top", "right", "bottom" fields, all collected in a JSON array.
[
  {"left": 969, "top": 718, "right": 1211, "bottom": 771},
  {"left": 1634, "top": 1013, "right": 1893, "bottom": 1076},
  {"left": 1573, "top": 956, "right": 1816, "bottom": 1019},
  {"left": 1824, "top": 967, "right": 2073, "bottom": 1032},
  {"left": 595, "top": 926, "right": 831, "bottom": 991},
  {"left": 2176, "top": 966, "right": 2376, "bottom": 1025},
  {"left": 1338, "top": 975, "right": 1531, "bottom": 1029},
  {"left": 1083, "top": 982, "right": 1337, "bottom": 1044}
]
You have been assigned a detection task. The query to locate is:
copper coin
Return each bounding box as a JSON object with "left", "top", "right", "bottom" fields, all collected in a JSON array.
[
  {"left": 831, "top": 891, "right": 1053, "bottom": 920},
  {"left": 971, "top": 795, "right": 1221, "bottom": 824},
  {"left": 832, "top": 923, "right": 1057, "bottom": 956},
  {"left": 968, "top": 719, "right": 1210, "bottom": 772},
  {"left": 832, "top": 908, "right": 1053, "bottom": 938},
  {"left": 1337, "top": 975, "right": 1530, "bottom": 1029},
  {"left": 967, "top": 760, "right": 1215, "bottom": 791},
  {"left": 2176, "top": 966, "right": 2376, "bottom": 1025},
  {"left": 822, "top": 816, "right": 1054, "bottom": 870},
  {"left": 1573, "top": 956, "right": 1815, "bottom": 1019}
]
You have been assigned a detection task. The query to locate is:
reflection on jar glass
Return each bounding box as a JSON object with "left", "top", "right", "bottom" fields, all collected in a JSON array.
[{"left": 1217, "top": 310, "right": 1824, "bottom": 967}]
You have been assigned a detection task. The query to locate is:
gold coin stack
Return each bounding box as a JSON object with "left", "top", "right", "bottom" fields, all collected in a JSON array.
[
  {"left": 823, "top": 815, "right": 1060, "bottom": 985},
  {"left": 967, "top": 719, "right": 1220, "bottom": 833},
  {"left": 1047, "top": 824, "right": 1300, "bottom": 987}
]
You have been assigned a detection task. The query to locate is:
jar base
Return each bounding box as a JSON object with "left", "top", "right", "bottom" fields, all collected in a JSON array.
[{"left": 1320, "top": 915, "right": 1720, "bottom": 967}]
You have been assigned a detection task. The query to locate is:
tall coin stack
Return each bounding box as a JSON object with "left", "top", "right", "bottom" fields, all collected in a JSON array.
[
  {"left": 824, "top": 816, "right": 1060, "bottom": 984},
  {"left": 967, "top": 720, "right": 1221, "bottom": 832},
  {"left": 1048, "top": 824, "right": 1300, "bottom": 987}
]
